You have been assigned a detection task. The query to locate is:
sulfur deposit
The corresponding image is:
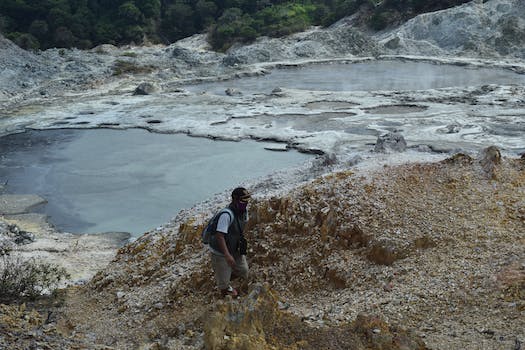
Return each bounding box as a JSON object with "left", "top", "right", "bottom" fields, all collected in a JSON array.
[{"left": 42, "top": 150, "right": 524, "bottom": 349}]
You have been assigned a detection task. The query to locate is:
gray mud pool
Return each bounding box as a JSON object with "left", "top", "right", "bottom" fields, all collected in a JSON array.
[
  {"left": 186, "top": 60, "right": 525, "bottom": 94},
  {"left": 0, "top": 129, "right": 311, "bottom": 236},
  {"left": 3, "top": 60, "right": 524, "bottom": 236}
]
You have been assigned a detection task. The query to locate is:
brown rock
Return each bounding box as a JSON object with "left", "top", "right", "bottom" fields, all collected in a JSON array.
[
  {"left": 366, "top": 241, "right": 402, "bottom": 265},
  {"left": 440, "top": 153, "right": 474, "bottom": 165},
  {"left": 351, "top": 314, "right": 428, "bottom": 350},
  {"left": 204, "top": 284, "right": 428, "bottom": 350},
  {"left": 480, "top": 145, "right": 501, "bottom": 179}
]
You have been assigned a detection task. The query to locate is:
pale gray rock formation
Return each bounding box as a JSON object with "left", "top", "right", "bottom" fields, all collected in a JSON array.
[
  {"left": 0, "top": 221, "right": 34, "bottom": 254},
  {"left": 134, "top": 82, "right": 158, "bottom": 95},
  {"left": 479, "top": 145, "right": 502, "bottom": 179},
  {"left": 171, "top": 46, "right": 205, "bottom": 66},
  {"left": 223, "top": 26, "right": 380, "bottom": 66},
  {"left": 225, "top": 87, "right": 242, "bottom": 96},
  {"left": 374, "top": 132, "right": 407, "bottom": 153},
  {"left": 437, "top": 124, "right": 461, "bottom": 134},
  {"left": 0, "top": 34, "right": 57, "bottom": 99},
  {"left": 170, "top": 35, "right": 223, "bottom": 66},
  {"left": 378, "top": 0, "right": 525, "bottom": 59},
  {"left": 0, "top": 195, "right": 47, "bottom": 215}
]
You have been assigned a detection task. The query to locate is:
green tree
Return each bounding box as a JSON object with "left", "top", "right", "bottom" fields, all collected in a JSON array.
[
  {"left": 161, "top": 1, "right": 195, "bottom": 41},
  {"left": 70, "top": 6, "right": 95, "bottom": 40},
  {"left": 47, "top": 7, "right": 72, "bottom": 30},
  {"left": 54, "top": 26, "right": 76, "bottom": 47},
  {"left": 335, "top": 0, "right": 363, "bottom": 14},
  {"left": 28, "top": 20, "right": 49, "bottom": 40},
  {"left": 0, "top": 14, "right": 12, "bottom": 31},
  {"left": 10, "top": 32, "right": 40, "bottom": 50},
  {"left": 311, "top": 4, "right": 330, "bottom": 25},
  {"left": 0, "top": 0, "right": 35, "bottom": 28},
  {"left": 122, "top": 24, "right": 144, "bottom": 42},
  {"left": 195, "top": 0, "right": 218, "bottom": 28},
  {"left": 118, "top": 1, "right": 145, "bottom": 24},
  {"left": 95, "top": 21, "right": 119, "bottom": 45},
  {"left": 209, "top": 7, "right": 257, "bottom": 51},
  {"left": 136, "top": 0, "right": 161, "bottom": 18}
]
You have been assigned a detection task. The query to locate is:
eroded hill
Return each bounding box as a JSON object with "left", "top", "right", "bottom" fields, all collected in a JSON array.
[{"left": 31, "top": 152, "right": 522, "bottom": 349}]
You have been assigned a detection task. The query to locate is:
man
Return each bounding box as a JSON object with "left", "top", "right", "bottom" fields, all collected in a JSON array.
[{"left": 209, "top": 187, "right": 250, "bottom": 297}]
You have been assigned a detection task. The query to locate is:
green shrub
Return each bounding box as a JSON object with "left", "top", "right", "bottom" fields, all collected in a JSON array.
[
  {"left": 0, "top": 253, "right": 70, "bottom": 302},
  {"left": 209, "top": 8, "right": 252, "bottom": 51},
  {"left": 7, "top": 32, "right": 40, "bottom": 50},
  {"left": 121, "top": 51, "right": 138, "bottom": 57},
  {"left": 122, "top": 25, "right": 145, "bottom": 43},
  {"left": 256, "top": 3, "right": 315, "bottom": 37},
  {"left": 77, "top": 39, "right": 93, "bottom": 49},
  {"left": 368, "top": 10, "right": 390, "bottom": 30},
  {"left": 210, "top": 3, "right": 321, "bottom": 51}
]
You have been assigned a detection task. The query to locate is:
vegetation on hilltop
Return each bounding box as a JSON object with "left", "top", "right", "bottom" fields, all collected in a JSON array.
[{"left": 0, "top": 0, "right": 472, "bottom": 50}]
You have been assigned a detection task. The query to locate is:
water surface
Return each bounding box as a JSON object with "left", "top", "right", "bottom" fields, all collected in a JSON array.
[
  {"left": 0, "top": 129, "right": 311, "bottom": 235},
  {"left": 186, "top": 61, "right": 525, "bottom": 94}
]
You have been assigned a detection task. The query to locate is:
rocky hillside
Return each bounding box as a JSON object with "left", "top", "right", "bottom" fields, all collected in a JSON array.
[
  {"left": 12, "top": 150, "right": 516, "bottom": 349},
  {"left": 0, "top": 35, "right": 57, "bottom": 103},
  {"left": 225, "top": 0, "right": 525, "bottom": 63},
  {"left": 378, "top": 0, "right": 525, "bottom": 59},
  {"left": 1, "top": 0, "right": 525, "bottom": 111}
]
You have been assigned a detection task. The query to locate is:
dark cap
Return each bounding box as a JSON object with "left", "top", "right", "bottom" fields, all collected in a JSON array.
[{"left": 231, "top": 187, "right": 251, "bottom": 200}]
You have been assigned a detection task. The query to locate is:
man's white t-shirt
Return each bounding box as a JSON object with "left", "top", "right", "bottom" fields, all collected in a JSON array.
[
  {"left": 209, "top": 212, "right": 232, "bottom": 256},
  {"left": 216, "top": 212, "right": 232, "bottom": 234}
]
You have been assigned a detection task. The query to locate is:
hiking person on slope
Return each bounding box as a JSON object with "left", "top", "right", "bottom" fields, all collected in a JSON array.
[{"left": 209, "top": 187, "right": 250, "bottom": 297}]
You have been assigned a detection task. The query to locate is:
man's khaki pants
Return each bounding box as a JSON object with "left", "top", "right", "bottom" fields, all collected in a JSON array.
[{"left": 210, "top": 254, "right": 249, "bottom": 290}]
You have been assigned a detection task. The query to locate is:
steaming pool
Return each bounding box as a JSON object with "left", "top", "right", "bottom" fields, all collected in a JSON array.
[
  {"left": 186, "top": 60, "right": 525, "bottom": 94},
  {"left": 1, "top": 60, "right": 524, "bottom": 236}
]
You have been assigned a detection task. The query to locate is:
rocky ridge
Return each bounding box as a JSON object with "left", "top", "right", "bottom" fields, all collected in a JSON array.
[
  {"left": 378, "top": 0, "right": 525, "bottom": 59},
  {"left": 44, "top": 150, "right": 523, "bottom": 349}
]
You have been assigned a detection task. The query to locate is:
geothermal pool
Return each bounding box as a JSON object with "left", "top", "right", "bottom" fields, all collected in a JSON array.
[
  {"left": 186, "top": 60, "right": 525, "bottom": 94},
  {"left": 2, "top": 60, "right": 524, "bottom": 236},
  {"left": 0, "top": 129, "right": 311, "bottom": 235}
]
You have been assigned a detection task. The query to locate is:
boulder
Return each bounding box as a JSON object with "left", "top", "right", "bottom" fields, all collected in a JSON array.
[
  {"left": 479, "top": 145, "right": 501, "bottom": 179},
  {"left": 222, "top": 54, "right": 249, "bottom": 67},
  {"left": 374, "top": 132, "right": 407, "bottom": 153},
  {"left": 441, "top": 153, "right": 474, "bottom": 165},
  {"left": 133, "top": 82, "right": 157, "bottom": 95},
  {"left": 171, "top": 46, "right": 201, "bottom": 65},
  {"left": 225, "top": 87, "right": 242, "bottom": 96},
  {"left": 0, "top": 221, "right": 34, "bottom": 254}
]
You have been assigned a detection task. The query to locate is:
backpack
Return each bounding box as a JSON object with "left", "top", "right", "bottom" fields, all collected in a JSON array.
[{"left": 201, "top": 208, "right": 234, "bottom": 245}]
